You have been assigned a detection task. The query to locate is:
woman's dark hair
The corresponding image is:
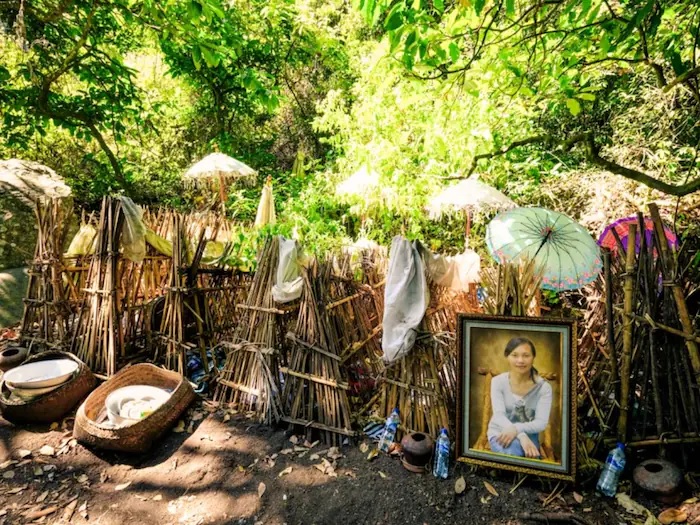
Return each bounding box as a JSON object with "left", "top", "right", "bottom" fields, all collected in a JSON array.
[{"left": 504, "top": 337, "right": 538, "bottom": 380}]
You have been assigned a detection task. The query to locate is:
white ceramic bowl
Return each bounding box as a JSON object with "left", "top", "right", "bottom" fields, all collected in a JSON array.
[
  {"left": 5, "top": 381, "right": 63, "bottom": 401},
  {"left": 104, "top": 385, "right": 171, "bottom": 426},
  {"left": 4, "top": 359, "right": 79, "bottom": 389}
]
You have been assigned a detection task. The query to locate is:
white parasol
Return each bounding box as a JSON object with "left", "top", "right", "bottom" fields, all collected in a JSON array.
[
  {"left": 183, "top": 153, "right": 257, "bottom": 211},
  {"left": 427, "top": 175, "right": 516, "bottom": 244}
]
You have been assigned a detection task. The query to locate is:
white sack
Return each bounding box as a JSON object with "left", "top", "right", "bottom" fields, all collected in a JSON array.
[{"left": 381, "top": 236, "right": 429, "bottom": 363}]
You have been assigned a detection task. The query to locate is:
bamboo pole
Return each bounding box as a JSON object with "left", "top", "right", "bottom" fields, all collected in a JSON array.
[{"left": 617, "top": 223, "right": 636, "bottom": 441}]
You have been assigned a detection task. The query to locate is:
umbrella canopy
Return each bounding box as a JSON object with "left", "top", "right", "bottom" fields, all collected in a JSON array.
[
  {"left": 254, "top": 178, "right": 276, "bottom": 227},
  {"left": 183, "top": 153, "right": 256, "bottom": 182},
  {"left": 335, "top": 166, "right": 380, "bottom": 199},
  {"left": 486, "top": 207, "right": 602, "bottom": 291},
  {"left": 426, "top": 177, "right": 516, "bottom": 219},
  {"left": 0, "top": 159, "right": 71, "bottom": 205},
  {"left": 598, "top": 215, "right": 678, "bottom": 256}
]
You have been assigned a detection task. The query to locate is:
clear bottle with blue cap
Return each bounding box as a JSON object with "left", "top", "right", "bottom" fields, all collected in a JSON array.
[{"left": 596, "top": 442, "right": 626, "bottom": 497}]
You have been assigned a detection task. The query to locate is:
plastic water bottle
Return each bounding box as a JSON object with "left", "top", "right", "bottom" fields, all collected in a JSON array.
[
  {"left": 596, "top": 442, "right": 626, "bottom": 497},
  {"left": 433, "top": 428, "right": 450, "bottom": 479},
  {"left": 378, "top": 408, "right": 400, "bottom": 452}
]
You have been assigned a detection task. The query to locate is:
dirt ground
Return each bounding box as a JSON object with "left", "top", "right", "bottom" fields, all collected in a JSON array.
[{"left": 0, "top": 398, "right": 643, "bottom": 525}]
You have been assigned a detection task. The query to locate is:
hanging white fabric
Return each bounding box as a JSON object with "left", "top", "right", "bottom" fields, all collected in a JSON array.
[
  {"left": 272, "top": 236, "right": 303, "bottom": 303},
  {"left": 415, "top": 241, "right": 481, "bottom": 291},
  {"left": 381, "top": 236, "right": 429, "bottom": 363}
]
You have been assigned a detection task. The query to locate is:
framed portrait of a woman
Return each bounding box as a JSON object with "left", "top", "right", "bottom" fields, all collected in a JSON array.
[{"left": 456, "top": 314, "right": 577, "bottom": 481}]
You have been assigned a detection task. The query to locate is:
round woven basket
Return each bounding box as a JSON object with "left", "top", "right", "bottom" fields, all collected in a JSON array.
[
  {"left": 0, "top": 351, "right": 96, "bottom": 424},
  {"left": 73, "top": 363, "right": 196, "bottom": 453}
]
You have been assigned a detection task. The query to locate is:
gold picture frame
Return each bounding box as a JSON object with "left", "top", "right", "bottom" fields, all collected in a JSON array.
[{"left": 456, "top": 314, "right": 577, "bottom": 481}]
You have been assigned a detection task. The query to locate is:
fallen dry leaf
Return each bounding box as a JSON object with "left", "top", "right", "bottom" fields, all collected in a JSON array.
[
  {"left": 79, "top": 501, "right": 88, "bottom": 519},
  {"left": 359, "top": 443, "right": 369, "bottom": 454},
  {"left": 33, "top": 466, "right": 43, "bottom": 476},
  {"left": 483, "top": 481, "right": 499, "bottom": 497},
  {"left": 2, "top": 470, "right": 15, "bottom": 479},
  {"left": 573, "top": 491, "right": 584, "bottom": 504},
  {"left": 278, "top": 466, "right": 293, "bottom": 478},
  {"left": 36, "top": 491, "right": 49, "bottom": 503},
  {"left": 327, "top": 447, "right": 343, "bottom": 460},
  {"left": 172, "top": 420, "right": 185, "bottom": 433},
  {"left": 308, "top": 440, "right": 320, "bottom": 449},
  {"left": 39, "top": 445, "right": 55, "bottom": 457},
  {"left": 309, "top": 453, "right": 320, "bottom": 461},
  {"left": 455, "top": 476, "right": 467, "bottom": 494},
  {"left": 60, "top": 497, "right": 79, "bottom": 522},
  {"left": 367, "top": 449, "right": 379, "bottom": 461},
  {"left": 616, "top": 493, "right": 648, "bottom": 516},
  {"left": 280, "top": 448, "right": 294, "bottom": 455},
  {"left": 480, "top": 495, "right": 492, "bottom": 504},
  {"left": 7, "top": 485, "right": 28, "bottom": 495},
  {"left": 258, "top": 482, "right": 266, "bottom": 499},
  {"left": 77, "top": 474, "right": 89, "bottom": 484},
  {"left": 583, "top": 507, "right": 593, "bottom": 512},
  {"left": 17, "top": 449, "right": 32, "bottom": 459},
  {"left": 114, "top": 481, "right": 131, "bottom": 491},
  {"left": 0, "top": 460, "right": 16, "bottom": 469},
  {"left": 49, "top": 422, "right": 59, "bottom": 430},
  {"left": 293, "top": 446, "right": 307, "bottom": 452},
  {"left": 658, "top": 508, "right": 687, "bottom": 525},
  {"left": 314, "top": 463, "right": 326, "bottom": 473},
  {"left": 378, "top": 471, "right": 387, "bottom": 479},
  {"left": 153, "top": 495, "right": 163, "bottom": 501},
  {"left": 223, "top": 414, "right": 231, "bottom": 422},
  {"left": 289, "top": 435, "right": 299, "bottom": 445}
]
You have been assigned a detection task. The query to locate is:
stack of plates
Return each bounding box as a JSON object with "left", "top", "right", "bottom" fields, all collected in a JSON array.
[
  {"left": 104, "top": 385, "right": 171, "bottom": 426},
  {"left": 2, "top": 359, "right": 79, "bottom": 402}
]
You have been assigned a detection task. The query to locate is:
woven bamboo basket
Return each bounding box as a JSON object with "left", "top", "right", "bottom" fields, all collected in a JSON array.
[
  {"left": 73, "top": 364, "right": 196, "bottom": 453},
  {"left": 0, "top": 351, "right": 97, "bottom": 424}
]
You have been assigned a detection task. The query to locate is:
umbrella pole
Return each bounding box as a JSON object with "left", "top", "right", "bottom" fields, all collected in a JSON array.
[
  {"left": 218, "top": 172, "right": 227, "bottom": 215},
  {"left": 464, "top": 209, "right": 471, "bottom": 247}
]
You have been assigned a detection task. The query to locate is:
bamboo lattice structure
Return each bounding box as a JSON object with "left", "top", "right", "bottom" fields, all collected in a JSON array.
[
  {"left": 282, "top": 260, "right": 354, "bottom": 444},
  {"left": 20, "top": 198, "right": 73, "bottom": 350},
  {"left": 70, "top": 197, "right": 124, "bottom": 376},
  {"left": 574, "top": 205, "right": 700, "bottom": 468},
  {"left": 214, "top": 236, "right": 292, "bottom": 423}
]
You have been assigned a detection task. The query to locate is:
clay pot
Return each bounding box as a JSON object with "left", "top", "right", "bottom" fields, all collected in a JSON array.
[
  {"left": 633, "top": 459, "right": 683, "bottom": 504},
  {"left": 401, "top": 432, "right": 434, "bottom": 473},
  {"left": 0, "top": 345, "right": 29, "bottom": 372}
]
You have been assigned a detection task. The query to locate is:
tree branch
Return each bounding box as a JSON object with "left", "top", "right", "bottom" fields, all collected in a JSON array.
[
  {"left": 453, "top": 132, "right": 700, "bottom": 197},
  {"left": 664, "top": 66, "right": 700, "bottom": 92}
]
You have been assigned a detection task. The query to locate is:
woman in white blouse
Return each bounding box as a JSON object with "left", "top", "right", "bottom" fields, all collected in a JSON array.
[{"left": 486, "top": 337, "right": 553, "bottom": 459}]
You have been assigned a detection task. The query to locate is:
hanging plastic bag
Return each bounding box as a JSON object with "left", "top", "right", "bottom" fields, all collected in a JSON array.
[
  {"left": 381, "top": 236, "right": 429, "bottom": 363},
  {"left": 120, "top": 197, "right": 146, "bottom": 263},
  {"left": 145, "top": 229, "right": 173, "bottom": 257},
  {"left": 65, "top": 224, "right": 97, "bottom": 256}
]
